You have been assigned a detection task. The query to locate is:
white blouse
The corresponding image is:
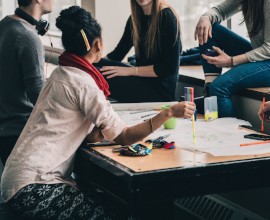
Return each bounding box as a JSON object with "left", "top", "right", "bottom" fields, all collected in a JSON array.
[{"left": 1, "top": 66, "right": 126, "bottom": 202}]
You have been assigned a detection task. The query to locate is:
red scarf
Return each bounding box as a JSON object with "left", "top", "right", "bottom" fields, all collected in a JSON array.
[{"left": 58, "top": 51, "right": 110, "bottom": 98}]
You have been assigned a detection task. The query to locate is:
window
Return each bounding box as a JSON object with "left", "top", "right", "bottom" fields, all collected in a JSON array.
[
  {"left": 0, "top": 0, "right": 81, "bottom": 34},
  {"left": 48, "top": 0, "right": 81, "bottom": 35},
  {"left": 0, "top": 0, "right": 17, "bottom": 19},
  {"left": 168, "top": 0, "right": 248, "bottom": 51},
  {"left": 168, "top": 0, "right": 223, "bottom": 50}
]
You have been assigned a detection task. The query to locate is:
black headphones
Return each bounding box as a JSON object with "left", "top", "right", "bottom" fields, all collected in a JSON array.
[{"left": 15, "top": 8, "right": 50, "bottom": 36}]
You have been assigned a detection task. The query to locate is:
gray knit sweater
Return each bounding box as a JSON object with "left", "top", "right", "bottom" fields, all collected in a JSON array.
[
  {"left": 205, "top": 0, "right": 270, "bottom": 61},
  {"left": 0, "top": 16, "right": 45, "bottom": 137}
]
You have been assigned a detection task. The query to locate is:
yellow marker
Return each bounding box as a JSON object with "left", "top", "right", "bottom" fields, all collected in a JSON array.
[{"left": 192, "top": 114, "right": 196, "bottom": 144}]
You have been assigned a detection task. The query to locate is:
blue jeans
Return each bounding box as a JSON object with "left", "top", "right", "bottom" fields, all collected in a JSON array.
[{"left": 199, "top": 23, "right": 270, "bottom": 117}]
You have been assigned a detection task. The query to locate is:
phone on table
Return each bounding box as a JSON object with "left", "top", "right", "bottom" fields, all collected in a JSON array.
[
  {"left": 244, "top": 133, "right": 270, "bottom": 141},
  {"left": 205, "top": 49, "right": 219, "bottom": 57},
  {"left": 239, "top": 125, "right": 262, "bottom": 133}
]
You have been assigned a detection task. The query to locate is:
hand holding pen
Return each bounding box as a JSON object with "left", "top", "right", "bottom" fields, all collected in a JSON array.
[{"left": 184, "top": 87, "right": 196, "bottom": 144}]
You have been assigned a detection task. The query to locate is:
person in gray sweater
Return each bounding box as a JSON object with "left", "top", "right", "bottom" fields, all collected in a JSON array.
[
  {"left": 194, "top": 0, "right": 270, "bottom": 117},
  {"left": 0, "top": 0, "right": 53, "bottom": 165}
]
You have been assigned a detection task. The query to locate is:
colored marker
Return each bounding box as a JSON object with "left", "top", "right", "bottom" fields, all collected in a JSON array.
[
  {"left": 141, "top": 112, "right": 157, "bottom": 118},
  {"left": 240, "top": 140, "right": 270, "bottom": 147},
  {"left": 185, "top": 87, "right": 196, "bottom": 144}
]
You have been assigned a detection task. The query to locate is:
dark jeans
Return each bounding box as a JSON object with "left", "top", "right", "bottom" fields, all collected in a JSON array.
[
  {"left": 95, "top": 58, "right": 177, "bottom": 103},
  {"left": 0, "top": 136, "right": 18, "bottom": 165},
  {"left": 199, "top": 23, "right": 270, "bottom": 117}
]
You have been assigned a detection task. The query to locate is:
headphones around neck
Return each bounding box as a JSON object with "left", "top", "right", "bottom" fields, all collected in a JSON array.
[{"left": 15, "top": 8, "right": 50, "bottom": 36}]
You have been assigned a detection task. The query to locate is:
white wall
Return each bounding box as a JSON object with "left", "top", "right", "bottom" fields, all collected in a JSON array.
[
  {"left": 43, "top": 0, "right": 134, "bottom": 61},
  {"left": 231, "top": 12, "right": 248, "bottom": 40},
  {"left": 94, "top": 0, "right": 134, "bottom": 59},
  {"left": 1, "top": 1, "right": 16, "bottom": 16}
]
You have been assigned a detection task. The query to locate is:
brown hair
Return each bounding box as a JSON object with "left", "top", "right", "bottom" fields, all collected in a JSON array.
[
  {"left": 130, "top": 0, "right": 180, "bottom": 58},
  {"left": 241, "top": 0, "right": 264, "bottom": 37}
]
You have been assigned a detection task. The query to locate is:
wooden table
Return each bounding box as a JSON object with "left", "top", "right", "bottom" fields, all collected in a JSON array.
[{"left": 74, "top": 145, "right": 270, "bottom": 219}]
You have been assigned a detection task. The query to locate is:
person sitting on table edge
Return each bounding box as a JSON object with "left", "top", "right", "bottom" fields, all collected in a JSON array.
[
  {"left": 96, "top": 0, "right": 181, "bottom": 103},
  {"left": 194, "top": 0, "right": 270, "bottom": 118},
  {"left": 0, "top": 6, "right": 196, "bottom": 220}
]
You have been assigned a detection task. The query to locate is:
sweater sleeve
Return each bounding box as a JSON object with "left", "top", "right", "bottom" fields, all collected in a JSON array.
[
  {"left": 107, "top": 16, "right": 133, "bottom": 61},
  {"left": 245, "top": 0, "right": 270, "bottom": 61},
  {"left": 16, "top": 32, "right": 45, "bottom": 105},
  {"left": 153, "top": 8, "right": 181, "bottom": 77},
  {"left": 204, "top": 0, "right": 242, "bottom": 24}
]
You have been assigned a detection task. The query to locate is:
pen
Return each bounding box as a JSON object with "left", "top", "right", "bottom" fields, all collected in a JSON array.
[
  {"left": 141, "top": 112, "right": 157, "bottom": 118},
  {"left": 130, "top": 110, "right": 153, "bottom": 114},
  {"left": 261, "top": 97, "right": 265, "bottom": 133},
  {"left": 192, "top": 114, "right": 196, "bottom": 144},
  {"left": 86, "top": 142, "right": 117, "bottom": 147},
  {"left": 240, "top": 140, "right": 270, "bottom": 147}
]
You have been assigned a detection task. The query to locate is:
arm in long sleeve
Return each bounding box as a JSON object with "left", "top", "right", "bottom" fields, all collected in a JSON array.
[
  {"left": 78, "top": 84, "right": 126, "bottom": 141},
  {"left": 16, "top": 32, "right": 45, "bottom": 105},
  {"left": 204, "top": 0, "right": 242, "bottom": 24},
  {"left": 153, "top": 8, "right": 181, "bottom": 77},
  {"left": 245, "top": 1, "right": 270, "bottom": 61}
]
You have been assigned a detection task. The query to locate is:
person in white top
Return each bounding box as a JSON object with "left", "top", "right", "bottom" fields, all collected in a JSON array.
[{"left": 1, "top": 5, "right": 195, "bottom": 220}]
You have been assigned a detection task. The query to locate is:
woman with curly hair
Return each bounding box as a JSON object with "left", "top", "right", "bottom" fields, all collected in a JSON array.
[{"left": 0, "top": 5, "right": 195, "bottom": 219}]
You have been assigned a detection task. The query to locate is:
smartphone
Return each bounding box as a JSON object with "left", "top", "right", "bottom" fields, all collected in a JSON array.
[
  {"left": 244, "top": 133, "right": 270, "bottom": 141},
  {"left": 205, "top": 49, "right": 219, "bottom": 57},
  {"left": 239, "top": 125, "right": 262, "bottom": 133}
]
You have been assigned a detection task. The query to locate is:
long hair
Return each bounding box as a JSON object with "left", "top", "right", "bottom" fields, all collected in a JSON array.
[
  {"left": 130, "top": 0, "right": 180, "bottom": 58},
  {"left": 241, "top": 0, "right": 264, "bottom": 37}
]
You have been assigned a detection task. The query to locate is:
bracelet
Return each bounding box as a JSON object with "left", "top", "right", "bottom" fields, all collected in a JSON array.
[
  {"left": 202, "top": 13, "right": 212, "bottom": 23},
  {"left": 149, "top": 118, "right": 154, "bottom": 133},
  {"left": 135, "top": 66, "right": 139, "bottom": 76},
  {"left": 230, "top": 56, "right": 234, "bottom": 67}
]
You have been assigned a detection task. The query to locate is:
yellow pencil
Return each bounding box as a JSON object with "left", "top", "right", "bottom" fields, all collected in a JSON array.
[{"left": 192, "top": 114, "right": 196, "bottom": 144}]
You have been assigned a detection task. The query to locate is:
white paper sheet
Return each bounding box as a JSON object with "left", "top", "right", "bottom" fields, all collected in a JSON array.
[{"left": 116, "top": 110, "right": 270, "bottom": 156}]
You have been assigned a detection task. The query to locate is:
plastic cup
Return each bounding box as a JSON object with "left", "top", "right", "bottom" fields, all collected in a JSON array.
[{"left": 161, "top": 105, "right": 177, "bottom": 129}]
